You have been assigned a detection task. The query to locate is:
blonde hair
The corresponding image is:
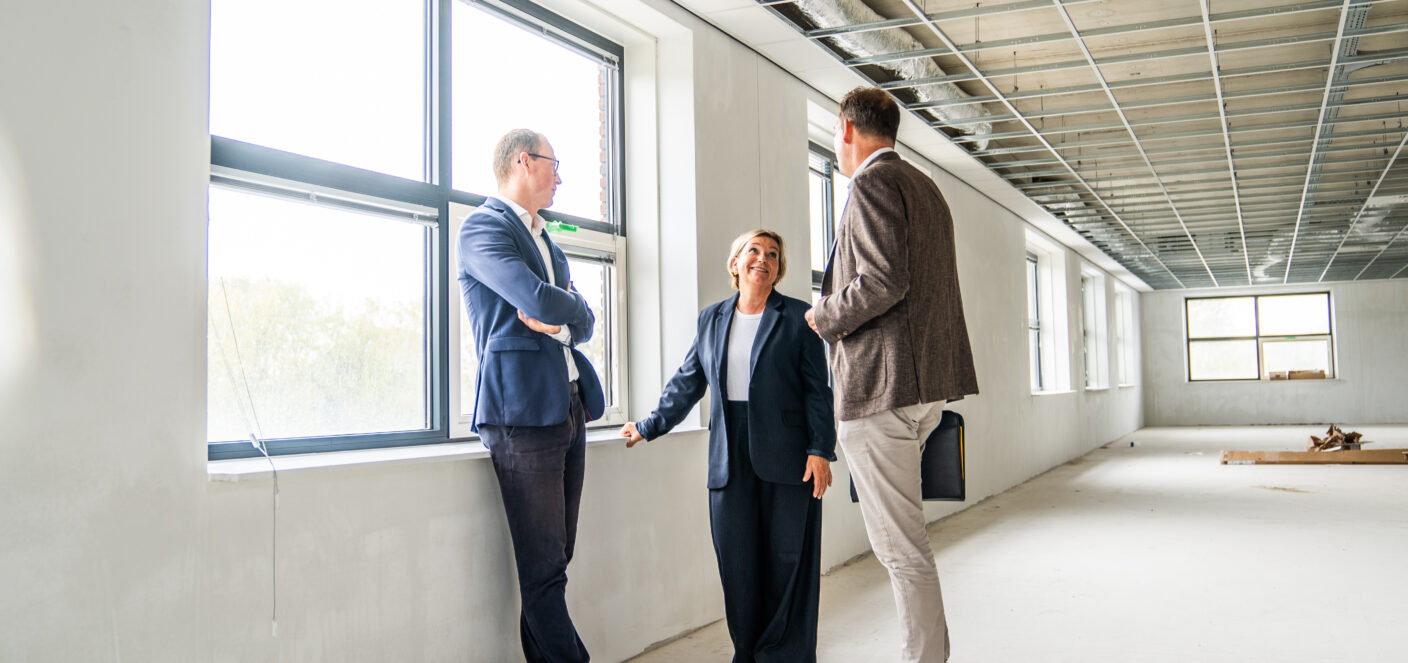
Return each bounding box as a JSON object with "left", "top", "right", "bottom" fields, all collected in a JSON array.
[{"left": 726, "top": 229, "right": 787, "bottom": 289}]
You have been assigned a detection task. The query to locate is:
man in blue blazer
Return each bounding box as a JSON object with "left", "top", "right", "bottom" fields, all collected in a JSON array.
[{"left": 458, "top": 129, "right": 603, "bottom": 663}]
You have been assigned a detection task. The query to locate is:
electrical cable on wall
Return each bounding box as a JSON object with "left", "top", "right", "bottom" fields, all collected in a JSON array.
[{"left": 212, "top": 278, "right": 280, "bottom": 638}]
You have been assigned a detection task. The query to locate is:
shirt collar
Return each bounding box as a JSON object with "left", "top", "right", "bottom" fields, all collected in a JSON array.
[
  {"left": 850, "top": 146, "right": 896, "bottom": 184},
  {"left": 496, "top": 194, "right": 544, "bottom": 237}
]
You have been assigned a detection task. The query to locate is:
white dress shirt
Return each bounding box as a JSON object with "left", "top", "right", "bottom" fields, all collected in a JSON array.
[{"left": 498, "top": 195, "right": 579, "bottom": 383}]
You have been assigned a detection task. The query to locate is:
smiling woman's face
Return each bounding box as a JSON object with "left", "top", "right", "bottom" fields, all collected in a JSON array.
[{"left": 732, "top": 235, "right": 781, "bottom": 290}]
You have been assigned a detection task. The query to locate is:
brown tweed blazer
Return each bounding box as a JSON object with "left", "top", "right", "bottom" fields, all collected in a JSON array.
[{"left": 814, "top": 151, "right": 979, "bottom": 421}]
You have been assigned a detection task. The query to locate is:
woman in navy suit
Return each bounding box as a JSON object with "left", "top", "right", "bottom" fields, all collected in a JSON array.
[{"left": 622, "top": 229, "right": 836, "bottom": 662}]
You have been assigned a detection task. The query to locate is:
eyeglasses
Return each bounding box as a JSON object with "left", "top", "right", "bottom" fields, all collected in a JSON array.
[{"left": 526, "top": 153, "right": 560, "bottom": 174}]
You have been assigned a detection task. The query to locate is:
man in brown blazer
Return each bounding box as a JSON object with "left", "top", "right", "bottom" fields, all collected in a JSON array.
[{"left": 806, "top": 87, "right": 979, "bottom": 663}]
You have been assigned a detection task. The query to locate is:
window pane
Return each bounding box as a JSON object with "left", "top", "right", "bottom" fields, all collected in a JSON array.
[
  {"left": 207, "top": 187, "right": 429, "bottom": 441},
  {"left": 1188, "top": 340, "right": 1259, "bottom": 380},
  {"left": 569, "top": 259, "right": 611, "bottom": 406},
  {"left": 1081, "top": 277, "right": 1094, "bottom": 387},
  {"left": 1026, "top": 258, "right": 1040, "bottom": 326},
  {"left": 1258, "top": 293, "right": 1330, "bottom": 336},
  {"left": 452, "top": 2, "right": 612, "bottom": 222},
  {"left": 1187, "top": 297, "right": 1256, "bottom": 338},
  {"left": 458, "top": 303, "right": 479, "bottom": 419},
  {"left": 210, "top": 0, "right": 426, "bottom": 180},
  {"left": 833, "top": 172, "right": 851, "bottom": 221},
  {"left": 1029, "top": 329, "right": 1042, "bottom": 391},
  {"left": 809, "top": 170, "right": 829, "bottom": 272},
  {"left": 1263, "top": 339, "right": 1332, "bottom": 378}
]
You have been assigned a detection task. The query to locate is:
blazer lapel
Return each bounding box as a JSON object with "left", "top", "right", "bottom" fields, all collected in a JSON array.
[
  {"left": 749, "top": 290, "right": 783, "bottom": 376},
  {"left": 540, "top": 231, "right": 570, "bottom": 289},
  {"left": 714, "top": 293, "right": 738, "bottom": 387},
  {"left": 484, "top": 197, "right": 549, "bottom": 281}
]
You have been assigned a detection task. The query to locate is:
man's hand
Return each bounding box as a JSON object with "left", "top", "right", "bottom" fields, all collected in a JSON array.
[
  {"left": 518, "top": 310, "right": 562, "bottom": 335},
  {"left": 804, "top": 301, "right": 821, "bottom": 335},
  {"left": 802, "top": 455, "right": 833, "bottom": 499},
  {"left": 620, "top": 422, "right": 645, "bottom": 448}
]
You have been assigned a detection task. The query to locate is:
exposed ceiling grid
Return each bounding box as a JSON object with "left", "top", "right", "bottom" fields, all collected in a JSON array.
[
  {"left": 754, "top": 0, "right": 1408, "bottom": 289},
  {"left": 1199, "top": 0, "right": 1255, "bottom": 285}
]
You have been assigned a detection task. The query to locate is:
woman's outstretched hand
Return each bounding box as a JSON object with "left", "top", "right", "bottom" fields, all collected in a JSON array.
[{"left": 621, "top": 422, "right": 645, "bottom": 448}]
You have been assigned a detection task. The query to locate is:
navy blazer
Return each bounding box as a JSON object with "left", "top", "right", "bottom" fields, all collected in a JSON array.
[
  {"left": 636, "top": 290, "right": 836, "bottom": 489},
  {"left": 457, "top": 197, "right": 604, "bottom": 431}
]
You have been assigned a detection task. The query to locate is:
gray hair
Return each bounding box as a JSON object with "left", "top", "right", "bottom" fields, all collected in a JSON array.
[{"left": 492, "top": 129, "right": 544, "bottom": 184}]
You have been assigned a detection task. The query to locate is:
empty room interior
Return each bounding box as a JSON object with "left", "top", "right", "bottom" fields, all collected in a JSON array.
[{"left": 3, "top": 0, "right": 1407, "bottom": 661}]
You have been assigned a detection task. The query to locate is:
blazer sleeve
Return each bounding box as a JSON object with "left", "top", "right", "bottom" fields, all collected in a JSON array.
[
  {"left": 799, "top": 313, "right": 837, "bottom": 460},
  {"left": 635, "top": 311, "right": 710, "bottom": 441},
  {"left": 813, "top": 170, "right": 910, "bottom": 343},
  {"left": 558, "top": 280, "right": 595, "bottom": 346},
  {"left": 459, "top": 221, "right": 592, "bottom": 329}
]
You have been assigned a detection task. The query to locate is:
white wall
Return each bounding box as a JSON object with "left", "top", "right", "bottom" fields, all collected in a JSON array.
[
  {"left": 1142, "top": 279, "right": 1408, "bottom": 426},
  {"left": 0, "top": 2, "right": 211, "bottom": 660},
  {"left": 0, "top": 0, "right": 1143, "bottom": 661}
]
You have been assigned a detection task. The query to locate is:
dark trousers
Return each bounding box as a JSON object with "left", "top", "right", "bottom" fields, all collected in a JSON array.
[
  {"left": 480, "top": 390, "right": 589, "bottom": 663},
  {"left": 712, "top": 401, "right": 823, "bottom": 663}
]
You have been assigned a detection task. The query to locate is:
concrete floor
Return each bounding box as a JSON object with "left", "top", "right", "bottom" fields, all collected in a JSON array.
[{"left": 629, "top": 425, "right": 1408, "bottom": 662}]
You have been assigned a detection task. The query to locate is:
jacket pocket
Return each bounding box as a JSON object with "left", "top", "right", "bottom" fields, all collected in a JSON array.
[
  {"left": 486, "top": 335, "right": 540, "bottom": 352},
  {"left": 479, "top": 335, "right": 559, "bottom": 425},
  {"left": 839, "top": 333, "right": 887, "bottom": 402}
]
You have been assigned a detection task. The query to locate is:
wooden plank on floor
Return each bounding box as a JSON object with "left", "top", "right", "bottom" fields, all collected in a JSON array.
[{"left": 1221, "top": 450, "right": 1408, "bottom": 465}]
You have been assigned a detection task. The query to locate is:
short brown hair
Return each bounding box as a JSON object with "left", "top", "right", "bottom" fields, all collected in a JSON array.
[
  {"left": 492, "top": 129, "right": 544, "bottom": 184},
  {"left": 839, "top": 87, "right": 900, "bottom": 141},
  {"left": 726, "top": 229, "right": 787, "bottom": 289}
]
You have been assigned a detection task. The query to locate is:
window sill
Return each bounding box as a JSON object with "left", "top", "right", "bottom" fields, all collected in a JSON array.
[
  {"left": 1084, "top": 386, "right": 1111, "bottom": 392},
  {"left": 207, "top": 425, "right": 707, "bottom": 481},
  {"left": 1118, "top": 383, "right": 1137, "bottom": 389},
  {"left": 1031, "top": 389, "right": 1076, "bottom": 396}
]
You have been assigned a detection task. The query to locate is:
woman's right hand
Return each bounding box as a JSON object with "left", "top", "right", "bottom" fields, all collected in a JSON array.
[{"left": 620, "top": 422, "right": 645, "bottom": 448}]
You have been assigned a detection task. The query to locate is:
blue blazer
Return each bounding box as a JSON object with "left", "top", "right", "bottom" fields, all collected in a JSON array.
[
  {"left": 457, "top": 197, "right": 604, "bottom": 431},
  {"left": 636, "top": 290, "right": 836, "bottom": 489}
]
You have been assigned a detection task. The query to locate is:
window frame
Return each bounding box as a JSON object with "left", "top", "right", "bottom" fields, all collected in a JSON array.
[
  {"left": 1025, "top": 233, "right": 1070, "bottom": 394},
  {"left": 1080, "top": 268, "right": 1109, "bottom": 389},
  {"left": 207, "top": 0, "right": 626, "bottom": 460},
  {"left": 1026, "top": 252, "right": 1044, "bottom": 392},
  {"left": 1184, "top": 292, "right": 1335, "bottom": 383}
]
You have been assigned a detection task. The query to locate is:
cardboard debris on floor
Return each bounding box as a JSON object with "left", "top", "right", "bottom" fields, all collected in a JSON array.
[
  {"left": 1222, "top": 424, "right": 1408, "bottom": 465},
  {"left": 1308, "top": 424, "right": 1365, "bottom": 451}
]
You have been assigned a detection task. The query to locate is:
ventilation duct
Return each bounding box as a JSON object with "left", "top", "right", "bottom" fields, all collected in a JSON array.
[{"left": 792, "top": 0, "right": 993, "bottom": 150}]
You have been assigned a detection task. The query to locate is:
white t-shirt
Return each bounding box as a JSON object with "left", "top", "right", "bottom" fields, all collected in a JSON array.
[{"left": 726, "top": 309, "right": 763, "bottom": 401}]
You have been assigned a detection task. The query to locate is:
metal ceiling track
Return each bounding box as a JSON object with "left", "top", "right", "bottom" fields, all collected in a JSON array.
[
  {"left": 761, "top": 0, "right": 1408, "bottom": 287},
  {"left": 890, "top": 0, "right": 1191, "bottom": 287}
]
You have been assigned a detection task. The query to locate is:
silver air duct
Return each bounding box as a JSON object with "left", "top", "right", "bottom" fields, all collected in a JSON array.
[{"left": 793, "top": 0, "right": 993, "bottom": 150}]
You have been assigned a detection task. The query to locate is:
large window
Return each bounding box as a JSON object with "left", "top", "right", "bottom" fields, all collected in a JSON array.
[
  {"left": 1026, "top": 253, "right": 1044, "bottom": 391},
  {"left": 1026, "top": 234, "right": 1070, "bottom": 393},
  {"left": 208, "top": 0, "right": 625, "bottom": 460},
  {"left": 1114, "top": 285, "right": 1137, "bottom": 386},
  {"left": 1185, "top": 293, "right": 1334, "bottom": 381},
  {"left": 1080, "top": 269, "right": 1109, "bottom": 389}
]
